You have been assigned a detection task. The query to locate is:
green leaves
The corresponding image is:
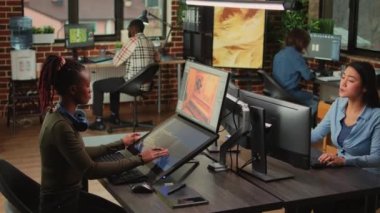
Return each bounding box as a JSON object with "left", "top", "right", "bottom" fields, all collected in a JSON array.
[{"left": 32, "top": 26, "right": 55, "bottom": 34}]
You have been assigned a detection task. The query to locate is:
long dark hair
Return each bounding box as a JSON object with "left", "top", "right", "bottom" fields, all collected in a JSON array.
[
  {"left": 347, "top": 61, "right": 379, "bottom": 108},
  {"left": 38, "top": 55, "right": 85, "bottom": 112},
  {"left": 285, "top": 28, "right": 310, "bottom": 52}
]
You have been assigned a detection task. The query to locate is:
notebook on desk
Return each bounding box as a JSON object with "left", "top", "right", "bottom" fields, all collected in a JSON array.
[{"left": 98, "top": 61, "right": 230, "bottom": 185}]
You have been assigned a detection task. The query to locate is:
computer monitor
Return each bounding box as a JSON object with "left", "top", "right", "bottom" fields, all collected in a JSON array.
[
  {"left": 64, "top": 24, "right": 95, "bottom": 49},
  {"left": 176, "top": 61, "right": 230, "bottom": 133},
  {"left": 239, "top": 89, "right": 311, "bottom": 181},
  {"left": 304, "top": 33, "right": 341, "bottom": 74},
  {"left": 64, "top": 24, "right": 95, "bottom": 60}
]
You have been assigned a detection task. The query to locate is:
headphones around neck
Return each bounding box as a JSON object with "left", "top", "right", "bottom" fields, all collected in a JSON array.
[{"left": 57, "top": 104, "right": 89, "bottom": 132}]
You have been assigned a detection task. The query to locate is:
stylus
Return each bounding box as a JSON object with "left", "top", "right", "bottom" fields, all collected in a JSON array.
[{"left": 167, "top": 183, "right": 186, "bottom": 195}]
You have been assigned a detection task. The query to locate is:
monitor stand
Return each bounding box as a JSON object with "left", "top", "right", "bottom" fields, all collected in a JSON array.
[
  {"left": 72, "top": 48, "right": 79, "bottom": 61},
  {"left": 240, "top": 159, "right": 294, "bottom": 182},
  {"left": 207, "top": 141, "right": 239, "bottom": 153},
  {"left": 207, "top": 128, "right": 247, "bottom": 172},
  {"left": 316, "top": 60, "right": 332, "bottom": 76},
  {"left": 240, "top": 106, "right": 293, "bottom": 182}
]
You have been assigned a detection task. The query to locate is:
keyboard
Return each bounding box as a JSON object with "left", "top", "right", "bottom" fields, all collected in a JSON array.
[
  {"left": 87, "top": 56, "right": 113, "bottom": 63},
  {"left": 96, "top": 152, "right": 148, "bottom": 185},
  {"left": 310, "top": 149, "right": 328, "bottom": 169},
  {"left": 108, "top": 168, "right": 147, "bottom": 185}
]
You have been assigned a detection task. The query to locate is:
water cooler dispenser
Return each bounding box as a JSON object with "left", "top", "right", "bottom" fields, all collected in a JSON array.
[
  {"left": 9, "top": 16, "right": 36, "bottom": 80},
  {"left": 7, "top": 17, "right": 40, "bottom": 134}
]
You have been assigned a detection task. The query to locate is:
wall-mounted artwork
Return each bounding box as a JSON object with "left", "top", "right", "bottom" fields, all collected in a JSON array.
[{"left": 213, "top": 8, "right": 265, "bottom": 68}]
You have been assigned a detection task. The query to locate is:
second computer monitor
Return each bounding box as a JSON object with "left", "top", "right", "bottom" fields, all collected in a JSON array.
[
  {"left": 176, "top": 61, "right": 230, "bottom": 133},
  {"left": 240, "top": 89, "right": 311, "bottom": 170},
  {"left": 305, "top": 33, "right": 341, "bottom": 61},
  {"left": 304, "top": 33, "right": 341, "bottom": 74},
  {"left": 64, "top": 23, "right": 95, "bottom": 49}
]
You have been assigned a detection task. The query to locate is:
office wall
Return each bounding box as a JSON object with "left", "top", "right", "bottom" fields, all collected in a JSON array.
[{"left": 0, "top": 0, "right": 183, "bottom": 115}]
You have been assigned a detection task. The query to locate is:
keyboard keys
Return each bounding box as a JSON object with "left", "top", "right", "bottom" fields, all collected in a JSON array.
[{"left": 96, "top": 152, "right": 148, "bottom": 185}]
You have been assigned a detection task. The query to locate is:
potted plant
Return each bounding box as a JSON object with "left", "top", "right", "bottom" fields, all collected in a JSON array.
[{"left": 32, "top": 26, "right": 55, "bottom": 44}]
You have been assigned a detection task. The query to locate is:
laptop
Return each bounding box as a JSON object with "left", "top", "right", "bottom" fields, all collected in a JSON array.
[{"left": 100, "top": 61, "right": 230, "bottom": 185}]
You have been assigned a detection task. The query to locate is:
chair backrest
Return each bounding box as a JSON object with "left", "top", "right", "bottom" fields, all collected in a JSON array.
[
  {"left": 316, "top": 101, "right": 337, "bottom": 154},
  {"left": 257, "top": 70, "right": 300, "bottom": 104},
  {"left": 0, "top": 159, "right": 40, "bottom": 213},
  {"left": 118, "top": 63, "right": 160, "bottom": 96}
]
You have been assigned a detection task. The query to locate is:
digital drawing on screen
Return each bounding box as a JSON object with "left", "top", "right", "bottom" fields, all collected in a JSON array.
[
  {"left": 180, "top": 67, "right": 220, "bottom": 124},
  {"left": 213, "top": 8, "right": 265, "bottom": 68},
  {"left": 69, "top": 28, "right": 90, "bottom": 44}
]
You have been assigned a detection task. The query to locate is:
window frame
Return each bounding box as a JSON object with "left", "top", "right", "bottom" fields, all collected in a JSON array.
[
  {"left": 321, "top": 0, "right": 380, "bottom": 58},
  {"left": 24, "top": 0, "right": 167, "bottom": 43}
]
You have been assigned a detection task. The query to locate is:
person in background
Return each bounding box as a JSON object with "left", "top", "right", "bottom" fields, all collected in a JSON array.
[
  {"left": 89, "top": 19, "right": 156, "bottom": 130},
  {"left": 38, "top": 55, "right": 168, "bottom": 213},
  {"left": 310, "top": 61, "right": 380, "bottom": 213},
  {"left": 272, "top": 28, "right": 318, "bottom": 115}
]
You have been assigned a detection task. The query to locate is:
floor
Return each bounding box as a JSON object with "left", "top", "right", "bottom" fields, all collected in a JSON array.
[{"left": 0, "top": 103, "right": 294, "bottom": 213}]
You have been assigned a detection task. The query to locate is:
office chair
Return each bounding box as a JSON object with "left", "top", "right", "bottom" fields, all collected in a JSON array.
[
  {"left": 257, "top": 70, "right": 301, "bottom": 104},
  {"left": 108, "top": 63, "right": 159, "bottom": 133},
  {"left": 0, "top": 159, "right": 40, "bottom": 213}
]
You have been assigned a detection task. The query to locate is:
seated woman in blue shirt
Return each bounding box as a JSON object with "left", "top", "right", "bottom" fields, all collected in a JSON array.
[
  {"left": 272, "top": 28, "right": 318, "bottom": 115},
  {"left": 311, "top": 61, "right": 380, "bottom": 175}
]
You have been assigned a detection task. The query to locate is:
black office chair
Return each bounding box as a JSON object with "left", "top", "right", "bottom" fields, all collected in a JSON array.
[
  {"left": 108, "top": 63, "right": 159, "bottom": 133},
  {"left": 0, "top": 159, "right": 40, "bottom": 213},
  {"left": 257, "top": 70, "right": 301, "bottom": 104}
]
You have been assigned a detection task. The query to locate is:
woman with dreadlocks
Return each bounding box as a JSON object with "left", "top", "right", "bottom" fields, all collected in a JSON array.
[{"left": 38, "top": 55, "right": 168, "bottom": 213}]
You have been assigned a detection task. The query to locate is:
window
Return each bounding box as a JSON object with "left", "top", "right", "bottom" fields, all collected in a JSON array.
[
  {"left": 23, "top": 0, "right": 167, "bottom": 42},
  {"left": 321, "top": 0, "right": 380, "bottom": 56},
  {"left": 122, "top": 0, "right": 166, "bottom": 40}
]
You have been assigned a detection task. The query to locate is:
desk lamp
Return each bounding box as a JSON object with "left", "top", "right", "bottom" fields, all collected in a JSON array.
[{"left": 138, "top": 10, "right": 173, "bottom": 55}]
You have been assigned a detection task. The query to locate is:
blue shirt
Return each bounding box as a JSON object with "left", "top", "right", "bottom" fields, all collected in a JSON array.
[
  {"left": 273, "top": 46, "right": 314, "bottom": 91},
  {"left": 337, "top": 120, "right": 354, "bottom": 147},
  {"left": 311, "top": 97, "right": 380, "bottom": 174}
]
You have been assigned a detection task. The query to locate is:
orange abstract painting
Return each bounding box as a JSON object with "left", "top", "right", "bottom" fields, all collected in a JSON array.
[{"left": 213, "top": 7, "right": 265, "bottom": 68}]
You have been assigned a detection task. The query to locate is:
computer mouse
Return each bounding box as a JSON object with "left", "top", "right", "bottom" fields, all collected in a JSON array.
[{"left": 130, "top": 182, "right": 154, "bottom": 193}]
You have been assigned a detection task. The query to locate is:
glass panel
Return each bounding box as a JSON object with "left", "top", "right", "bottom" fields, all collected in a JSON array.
[
  {"left": 79, "top": 0, "right": 115, "bottom": 35},
  {"left": 357, "top": 0, "right": 380, "bottom": 51},
  {"left": 123, "top": 0, "right": 164, "bottom": 39},
  {"left": 24, "top": 0, "right": 68, "bottom": 40},
  {"left": 332, "top": 0, "right": 349, "bottom": 50}
]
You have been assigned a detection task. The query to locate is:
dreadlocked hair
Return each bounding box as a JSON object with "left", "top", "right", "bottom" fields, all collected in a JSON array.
[{"left": 38, "top": 55, "right": 85, "bottom": 112}]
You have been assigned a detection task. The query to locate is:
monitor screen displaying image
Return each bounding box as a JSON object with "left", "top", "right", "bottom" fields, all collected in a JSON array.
[
  {"left": 304, "top": 33, "right": 341, "bottom": 61},
  {"left": 176, "top": 61, "right": 230, "bottom": 133},
  {"left": 64, "top": 23, "right": 95, "bottom": 49}
]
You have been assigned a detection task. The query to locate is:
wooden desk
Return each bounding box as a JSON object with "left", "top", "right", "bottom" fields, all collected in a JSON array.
[
  {"left": 85, "top": 57, "right": 185, "bottom": 113},
  {"left": 238, "top": 156, "right": 380, "bottom": 213},
  {"left": 100, "top": 154, "right": 282, "bottom": 212},
  {"left": 83, "top": 134, "right": 282, "bottom": 212}
]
